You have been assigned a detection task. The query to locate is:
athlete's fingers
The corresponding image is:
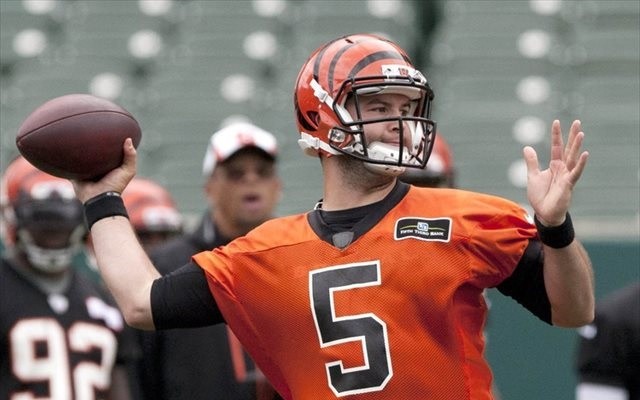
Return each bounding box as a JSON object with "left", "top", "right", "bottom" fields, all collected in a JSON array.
[
  {"left": 550, "top": 119, "right": 564, "bottom": 162},
  {"left": 523, "top": 146, "right": 540, "bottom": 176}
]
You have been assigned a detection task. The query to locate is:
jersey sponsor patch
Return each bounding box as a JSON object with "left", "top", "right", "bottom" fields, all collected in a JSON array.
[{"left": 394, "top": 217, "right": 451, "bottom": 242}]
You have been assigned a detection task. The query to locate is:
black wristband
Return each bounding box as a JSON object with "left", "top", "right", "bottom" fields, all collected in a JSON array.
[
  {"left": 84, "top": 191, "right": 128, "bottom": 230},
  {"left": 534, "top": 212, "right": 575, "bottom": 249}
]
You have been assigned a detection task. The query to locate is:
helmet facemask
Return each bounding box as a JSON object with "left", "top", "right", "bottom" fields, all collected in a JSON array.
[
  {"left": 17, "top": 227, "right": 85, "bottom": 273},
  {"left": 303, "top": 69, "right": 437, "bottom": 176},
  {"left": 325, "top": 73, "right": 437, "bottom": 175},
  {"left": 14, "top": 195, "right": 85, "bottom": 274}
]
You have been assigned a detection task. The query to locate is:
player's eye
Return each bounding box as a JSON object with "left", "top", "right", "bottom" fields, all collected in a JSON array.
[
  {"left": 224, "top": 168, "right": 246, "bottom": 180},
  {"left": 366, "top": 105, "right": 387, "bottom": 114}
]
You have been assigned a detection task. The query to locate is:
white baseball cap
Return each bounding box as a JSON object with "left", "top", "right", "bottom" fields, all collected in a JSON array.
[{"left": 202, "top": 122, "right": 278, "bottom": 176}]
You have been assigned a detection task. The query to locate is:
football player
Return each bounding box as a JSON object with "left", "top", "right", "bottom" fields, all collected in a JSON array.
[
  {"left": 0, "top": 156, "right": 137, "bottom": 399},
  {"left": 71, "top": 33, "right": 594, "bottom": 399}
]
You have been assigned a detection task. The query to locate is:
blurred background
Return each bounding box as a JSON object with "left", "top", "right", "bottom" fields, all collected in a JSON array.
[{"left": 1, "top": 0, "right": 638, "bottom": 398}]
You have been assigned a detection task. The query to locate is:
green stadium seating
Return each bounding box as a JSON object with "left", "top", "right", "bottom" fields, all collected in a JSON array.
[{"left": 1, "top": 0, "right": 637, "bottom": 231}]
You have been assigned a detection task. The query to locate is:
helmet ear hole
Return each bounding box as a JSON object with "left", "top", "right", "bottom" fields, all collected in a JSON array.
[
  {"left": 306, "top": 111, "right": 320, "bottom": 129},
  {"left": 295, "top": 108, "right": 318, "bottom": 132}
]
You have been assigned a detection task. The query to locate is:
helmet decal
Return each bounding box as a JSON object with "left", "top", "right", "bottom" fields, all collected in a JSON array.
[{"left": 122, "top": 177, "right": 183, "bottom": 234}]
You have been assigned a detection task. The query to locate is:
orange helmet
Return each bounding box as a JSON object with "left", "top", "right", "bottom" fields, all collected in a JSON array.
[
  {"left": 121, "top": 177, "right": 182, "bottom": 240},
  {"left": 1, "top": 156, "right": 85, "bottom": 273},
  {"left": 294, "top": 33, "right": 436, "bottom": 175},
  {"left": 399, "top": 133, "right": 456, "bottom": 188}
]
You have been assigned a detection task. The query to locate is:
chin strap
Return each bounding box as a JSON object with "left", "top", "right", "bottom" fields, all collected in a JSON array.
[
  {"left": 302, "top": 78, "right": 427, "bottom": 173},
  {"left": 298, "top": 132, "right": 342, "bottom": 157},
  {"left": 363, "top": 162, "right": 405, "bottom": 176},
  {"left": 310, "top": 78, "right": 334, "bottom": 109},
  {"left": 363, "top": 142, "right": 410, "bottom": 175}
]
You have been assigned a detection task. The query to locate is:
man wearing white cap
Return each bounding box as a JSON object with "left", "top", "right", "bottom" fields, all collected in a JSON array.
[{"left": 137, "top": 122, "right": 282, "bottom": 400}]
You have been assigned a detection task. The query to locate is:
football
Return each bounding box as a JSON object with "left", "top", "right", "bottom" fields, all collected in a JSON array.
[{"left": 16, "top": 93, "right": 142, "bottom": 180}]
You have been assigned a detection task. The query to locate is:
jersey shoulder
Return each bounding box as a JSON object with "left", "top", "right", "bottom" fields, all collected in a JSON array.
[
  {"left": 407, "top": 186, "right": 528, "bottom": 213},
  {"left": 193, "top": 213, "right": 315, "bottom": 273},
  {"left": 403, "top": 187, "right": 534, "bottom": 230},
  {"left": 230, "top": 213, "right": 315, "bottom": 253}
]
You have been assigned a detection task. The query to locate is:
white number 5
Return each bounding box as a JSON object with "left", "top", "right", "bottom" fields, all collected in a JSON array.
[{"left": 309, "top": 261, "right": 393, "bottom": 397}]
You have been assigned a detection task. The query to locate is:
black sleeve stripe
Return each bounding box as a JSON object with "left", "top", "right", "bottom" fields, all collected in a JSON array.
[
  {"left": 497, "top": 240, "right": 552, "bottom": 324},
  {"left": 151, "top": 261, "right": 225, "bottom": 329}
]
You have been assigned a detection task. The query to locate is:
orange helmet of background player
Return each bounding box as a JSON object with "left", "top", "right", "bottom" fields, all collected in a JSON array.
[
  {"left": 399, "top": 133, "right": 456, "bottom": 188},
  {"left": 121, "top": 177, "right": 183, "bottom": 246}
]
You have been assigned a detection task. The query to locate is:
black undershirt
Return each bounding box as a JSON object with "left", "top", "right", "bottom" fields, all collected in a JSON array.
[{"left": 151, "top": 182, "right": 551, "bottom": 329}]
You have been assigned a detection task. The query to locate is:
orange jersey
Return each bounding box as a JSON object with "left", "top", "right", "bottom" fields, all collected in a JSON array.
[{"left": 193, "top": 186, "right": 537, "bottom": 399}]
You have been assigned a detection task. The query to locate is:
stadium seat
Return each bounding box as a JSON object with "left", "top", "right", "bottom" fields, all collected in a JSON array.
[
  {"left": 570, "top": 28, "right": 640, "bottom": 77},
  {"left": 1, "top": 0, "right": 637, "bottom": 228},
  {"left": 294, "top": 0, "right": 416, "bottom": 53},
  {"left": 569, "top": 0, "right": 640, "bottom": 30},
  {"left": 571, "top": 75, "right": 640, "bottom": 121},
  {"left": 441, "top": 3, "right": 561, "bottom": 35}
]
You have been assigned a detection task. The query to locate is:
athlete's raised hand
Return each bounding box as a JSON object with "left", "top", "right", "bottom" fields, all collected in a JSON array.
[{"left": 523, "top": 120, "right": 589, "bottom": 226}]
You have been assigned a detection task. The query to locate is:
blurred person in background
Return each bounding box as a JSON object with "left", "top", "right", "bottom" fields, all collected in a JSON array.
[
  {"left": 0, "top": 156, "right": 137, "bottom": 399},
  {"left": 137, "top": 121, "right": 283, "bottom": 400},
  {"left": 121, "top": 177, "right": 183, "bottom": 252},
  {"left": 575, "top": 281, "right": 640, "bottom": 400}
]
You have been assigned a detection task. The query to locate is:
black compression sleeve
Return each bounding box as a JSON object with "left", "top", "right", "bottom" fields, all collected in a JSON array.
[
  {"left": 496, "top": 240, "right": 552, "bottom": 324},
  {"left": 150, "top": 262, "right": 225, "bottom": 329}
]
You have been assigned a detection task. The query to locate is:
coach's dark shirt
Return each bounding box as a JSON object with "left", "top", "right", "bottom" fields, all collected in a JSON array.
[{"left": 137, "top": 214, "right": 279, "bottom": 400}]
